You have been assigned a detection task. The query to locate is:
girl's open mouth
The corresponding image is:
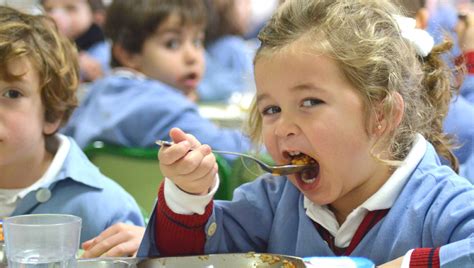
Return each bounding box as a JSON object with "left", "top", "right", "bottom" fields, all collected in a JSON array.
[{"left": 288, "top": 152, "right": 320, "bottom": 185}]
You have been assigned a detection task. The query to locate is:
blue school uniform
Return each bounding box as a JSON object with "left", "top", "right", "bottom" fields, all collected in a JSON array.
[
  {"left": 74, "top": 23, "right": 111, "bottom": 80},
  {"left": 207, "top": 36, "right": 253, "bottom": 77},
  {"left": 11, "top": 136, "right": 144, "bottom": 243},
  {"left": 87, "top": 40, "right": 111, "bottom": 76},
  {"left": 427, "top": 4, "right": 474, "bottom": 165},
  {"left": 427, "top": 4, "right": 461, "bottom": 57},
  {"left": 62, "top": 70, "right": 251, "bottom": 157},
  {"left": 460, "top": 75, "right": 474, "bottom": 105},
  {"left": 427, "top": 5, "right": 474, "bottom": 105},
  {"left": 460, "top": 153, "right": 474, "bottom": 183},
  {"left": 138, "top": 142, "right": 474, "bottom": 267},
  {"left": 198, "top": 36, "right": 255, "bottom": 102},
  {"left": 443, "top": 95, "right": 474, "bottom": 164}
]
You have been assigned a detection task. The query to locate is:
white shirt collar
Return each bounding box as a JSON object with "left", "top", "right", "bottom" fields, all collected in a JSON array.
[
  {"left": 0, "top": 134, "right": 70, "bottom": 217},
  {"left": 304, "top": 134, "right": 427, "bottom": 247},
  {"left": 112, "top": 67, "right": 147, "bottom": 80},
  {"left": 17, "top": 134, "right": 70, "bottom": 199}
]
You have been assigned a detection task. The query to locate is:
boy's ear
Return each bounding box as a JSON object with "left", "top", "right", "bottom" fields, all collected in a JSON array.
[
  {"left": 43, "top": 118, "right": 62, "bottom": 136},
  {"left": 112, "top": 43, "right": 141, "bottom": 70}
]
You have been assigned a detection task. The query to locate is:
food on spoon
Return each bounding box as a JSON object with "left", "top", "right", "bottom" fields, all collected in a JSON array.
[
  {"left": 271, "top": 154, "right": 316, "bottom": 176},
  {"left": 291, "top": 153, "right": 319, "bottom": 184},
  {"left": 291, "top": 154, "right": 315, "bottom": 165}
]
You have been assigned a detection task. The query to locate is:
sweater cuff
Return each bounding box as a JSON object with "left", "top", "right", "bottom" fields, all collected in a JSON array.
[
  {"left": 158, "top": 182, "right": 214, "bottom": 227},
  {"left": 164, "top": 175, "right": 219, "bottom": 215},
  {"left": 155, "top": 182, "right": 213, "bottom": 256},
  {"left": 409, "top": 248, "right": 440, "bottom": 268}
]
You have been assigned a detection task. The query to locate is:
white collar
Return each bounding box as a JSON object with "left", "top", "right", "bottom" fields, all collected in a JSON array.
[
  {"left": 304, "top": 134, "right": 427, "bottom": 247},
  {"left": 112, "top": 67, "right": 147, "bottom": 80},
  {"left": 17, "top": 134, "right": 70, "bottom": 199}
]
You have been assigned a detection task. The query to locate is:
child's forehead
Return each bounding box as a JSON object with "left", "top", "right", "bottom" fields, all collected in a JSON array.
[
  {"left": 258, "top": 37, "right": 327, "bottom": 63},
  {"left": 155, "top": 13, "right": 205, "bottom": 34}
]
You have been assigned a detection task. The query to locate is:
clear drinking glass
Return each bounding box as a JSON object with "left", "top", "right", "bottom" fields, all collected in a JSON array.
[{"left": 3, "top": 214, "right": 82, "bottom": 268}]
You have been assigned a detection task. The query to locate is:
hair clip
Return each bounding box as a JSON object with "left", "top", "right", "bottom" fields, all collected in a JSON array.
[{"left": 393, "top": 15, "right": 434, "bottom": 57}]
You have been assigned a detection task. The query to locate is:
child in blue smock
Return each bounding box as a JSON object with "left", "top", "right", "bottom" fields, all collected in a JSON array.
[
  {"left": 397, "top": 0, "right": 474, "bottom": 176},
  {"left": 0, "top": 6, "right": 143, "bottom": 257},
  {"left": 426, "top": 2, "right": 474, "bottom": 169},
  {"left": 198, "top": 0, "right": 255, "bottom": 102},
  {"left": 62, "top": 0, "right": 251, "bottom": 157},
  {"left": 138, "top": 0, "right": 474, "bottom": 266},
  {"left": 41, "top": 0, "right": 110, "bottom": 82}
]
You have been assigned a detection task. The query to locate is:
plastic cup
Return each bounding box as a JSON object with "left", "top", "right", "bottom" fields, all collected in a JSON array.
[{"left": 3, "top": 214, "right": 82, "bottom": 268}]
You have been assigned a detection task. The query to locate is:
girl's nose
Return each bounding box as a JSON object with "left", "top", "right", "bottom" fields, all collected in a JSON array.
[{"left": 274, "top": 116, "right": 300, "bottom": 138}]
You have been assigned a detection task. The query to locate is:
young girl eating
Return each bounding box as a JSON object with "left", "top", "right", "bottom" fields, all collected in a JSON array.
[{"left": 138, "top": 0, "right": 474, "bottom": 266}]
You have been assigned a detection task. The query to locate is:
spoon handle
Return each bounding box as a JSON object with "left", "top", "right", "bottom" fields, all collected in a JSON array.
[{"left": 155, "top": 140, "right": 253, "bottom": 161}]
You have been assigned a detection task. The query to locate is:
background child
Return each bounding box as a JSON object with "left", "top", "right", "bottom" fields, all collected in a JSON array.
[
  {"left": 0, "top": 5, "right": 143, "bottom": 250},
  {"left": 396, "top": 0, "right": 474, "bottom": 180},
  {"left": 138, "top": 0, "right": 474, "bottom": 266},
  {"left": 198, "top": 0, "right": 255, "bottom": 102},
  {"left": 40, "top": 0, "right": 110, "bottom": 82},
  {"left": 62, "top": 0, "right": 251, "bottom": 158}
]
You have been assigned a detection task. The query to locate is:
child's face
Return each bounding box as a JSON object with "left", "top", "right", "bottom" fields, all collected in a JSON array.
[
  {"left": 0, "top": 57, "right": 59, "bottom": 170},
  {"left": 232, "top": 0, "right": 251, "bottom": 35},
  {"left": 130, "top": 14, "right": 205, "bottom": 96},
  {"left": 254, "top": 43, "right": 390, "bottom": 211},
  {"left": 42, "top": 0, "right": 93, "bottom": 40}
]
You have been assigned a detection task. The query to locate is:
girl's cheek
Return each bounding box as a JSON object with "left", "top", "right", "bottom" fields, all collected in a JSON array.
[
  {"left": 264, "top": 141, "right": 281, "bottom": 163},
  {"left": 262, "top": 133, "right": 274, "bottom": 150}
]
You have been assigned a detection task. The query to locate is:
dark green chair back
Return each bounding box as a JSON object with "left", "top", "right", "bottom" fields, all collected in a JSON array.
[{"left": 84, "top": 141, "right": 233, "bottom": 219}]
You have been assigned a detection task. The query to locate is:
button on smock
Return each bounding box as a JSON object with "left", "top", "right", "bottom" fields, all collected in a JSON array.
[
  {"left": 207, "top": 222, "right": 217, "bottom": 237},
  {"left": 35, "top": 188, "right": 51, "bottom": 203}
]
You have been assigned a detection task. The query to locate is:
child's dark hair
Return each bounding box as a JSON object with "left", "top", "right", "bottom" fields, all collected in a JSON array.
[
  {"left": 204, "top": 0, "right": 246, "bottom": 45},
  {"left": 248, "top": 0, "right": 459, "bottom": 171},
  {"left": 105, "top": 0, "right": 207, "bottom": 68},
  {"left": 88, "top": 0, "right": 106, "bottom": 13},
  {"left": 0, "top": 6, "right": 79, "bottom": 129}
]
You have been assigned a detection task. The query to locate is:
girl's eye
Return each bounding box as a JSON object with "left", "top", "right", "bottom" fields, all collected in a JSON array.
[
  {"left": 261, "top": 105, "right": 281, "bottom": 115},
  {"left": 302, "top": 98, "right": 323, "bottom": 107},
  {"left": 165, "top": 39, "right": 180, "bottom": 49},
  {"left": 2, "top": 89, "right": 22, "bottom": 99}
]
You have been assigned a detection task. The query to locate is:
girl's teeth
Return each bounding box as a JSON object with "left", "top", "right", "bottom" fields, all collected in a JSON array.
[
  {"left": 289, "top": 151, "right": 301, "bottom": 156},
  {"left": 301, "top": 169, "right": 317, "bottom": 184}
]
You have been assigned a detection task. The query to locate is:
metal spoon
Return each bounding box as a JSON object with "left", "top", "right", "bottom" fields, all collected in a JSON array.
[{"left": 155, "top": 140, "right": 316, "bottom": 176}]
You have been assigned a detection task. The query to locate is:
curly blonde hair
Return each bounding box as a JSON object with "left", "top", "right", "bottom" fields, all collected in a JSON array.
[
  {"left": 0, "top": 6, "right": 79, "bottom": 129},
  {"left": 247, "top": 0, "right": 459, "bottom": 171}
]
